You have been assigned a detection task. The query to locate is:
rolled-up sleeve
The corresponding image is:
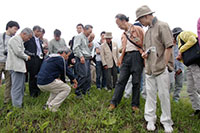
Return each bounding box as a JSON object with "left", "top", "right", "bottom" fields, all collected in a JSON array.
[{"left": 178, "top": 32, "right": 197, "bottom": 53}]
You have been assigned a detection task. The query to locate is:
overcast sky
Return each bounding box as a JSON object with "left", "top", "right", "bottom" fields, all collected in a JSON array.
[{"left": 0, "top": 0, "right": 199, "bottom": 45}]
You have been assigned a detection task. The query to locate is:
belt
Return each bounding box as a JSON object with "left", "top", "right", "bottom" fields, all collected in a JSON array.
[
  {"left": 85, "top": 56, "right": 92, "bottom": 60},
  {"left": 125, "top": 50, "right": 139, "bottom": 53}
]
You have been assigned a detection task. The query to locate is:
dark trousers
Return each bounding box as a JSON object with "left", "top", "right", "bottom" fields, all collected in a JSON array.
[
  {"left": 75, "top": 57, "right": 91, "bottom": 96},
  {"left": 96, "top": 61, "right": 106, "bottom": 88},
  {"left": 27, "top": 57, "right": 43, "bottom": 97},
  {"left": 111, "top": 51, "right": 144, "bottom": 107},
  {"left": 105, "top": 63, "right": 118, "bottom": 90}
]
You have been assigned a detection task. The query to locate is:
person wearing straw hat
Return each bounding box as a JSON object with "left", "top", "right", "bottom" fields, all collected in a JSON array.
[
  {"left": 100, "top": 32, "right": 119, "bottom": 92},
  {"left": 135, "top": 5, "right": 174, "bottom": 132}
]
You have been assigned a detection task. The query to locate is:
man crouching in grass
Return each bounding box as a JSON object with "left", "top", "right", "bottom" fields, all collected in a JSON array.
[{"left": 37, "top": 47, "right": 77, "bottom": 112}]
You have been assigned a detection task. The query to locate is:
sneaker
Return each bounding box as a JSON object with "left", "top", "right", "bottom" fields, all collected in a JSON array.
[
  {"left": 42, "top": 104, "right": 48, "bottom": 110},
  {"left": 97, "top": 88, "right": 101, "bottom": 90},
  {"left": 108, "top": 90, "right": 112, "bottom": 92},
  {"left": 124, "top": 94, "right": 131, "bottom": 99},
  {"left": 48, "top": 105, "right": 58, "bottom": 112},
  {"left": 75, "top": 95, "right": 82, "bottom": 99},
  {"left": 147, "top": 121, "right": 156, "bottom": 131},
  {"left": 108, "top": 104, "right": 115, "bottom": 111},
  {"left": 190, "top": 110, "right": 200, "bottom": 117},
  {"left": 104, "top": 87, "right": 108, "bottom": 90},
  {"left": 163, "top": 124, "right": 173, "bottom": 133}
]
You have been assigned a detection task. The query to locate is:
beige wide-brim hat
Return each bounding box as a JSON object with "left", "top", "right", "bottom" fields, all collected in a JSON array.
[
  {"left": 135, "top": 5, "right": 155, "bottom": 21},
  {"left": 104, "top": 32, "right": 113, "bottom": 39}
]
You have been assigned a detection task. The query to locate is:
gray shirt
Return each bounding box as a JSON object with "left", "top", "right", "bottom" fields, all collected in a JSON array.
[
  {"left": 73, "top": 32, "right": 93, "bottom": 58},
  {"left": 0, "top": 33, "right": 12, "bottom": 62},
  {"left": 48, "top": 38, "right": 67, "bottom": 54}
]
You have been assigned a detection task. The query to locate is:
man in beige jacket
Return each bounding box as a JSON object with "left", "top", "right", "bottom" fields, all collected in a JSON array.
[
  {"left": 100, "top": 32, "right": 119, "bottom": 91},
  {"left": 6, "top": 28, "right": 32, "bottom": 108}
]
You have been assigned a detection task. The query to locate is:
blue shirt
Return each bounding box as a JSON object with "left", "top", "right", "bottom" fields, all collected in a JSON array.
[
  {"left": 37, "top": 55, "right": 75, "bottom": 85},
  {"left": 174, "top": 43, "right": 184, "bottom": 72}
]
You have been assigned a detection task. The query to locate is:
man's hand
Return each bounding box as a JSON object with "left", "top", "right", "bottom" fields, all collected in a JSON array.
[
  {"left": 104, "top": 65, "right": 108, "bottom": 69},
  {"left": 117, "top": 58, "right": 122, "bottom": 67},
  {"left": 141, "top": 52, "right": 148, "bottom": 59},
  {"left": 175, "top": 69, "right": 182, "bottom": 75},
  {"left": 72, "top": 79, "right": 78, "bottom": 88},
  {"left": 80, "top": 56, "right": 85, "bottom": 64},
  {"left": 96, "top": 48, "right": 100, "bottom": 54},
  {"left": 88, "top": 43, "right": 93, "bottom": 48},
  {"left": 71, "top": 58, "right": 76, "bottom": 64},
  {"left": 28, "top": 56, "right": 31, "bottom": 60},
  {"left": 176, "top": 52, "right": 182, "bottom": 61}
]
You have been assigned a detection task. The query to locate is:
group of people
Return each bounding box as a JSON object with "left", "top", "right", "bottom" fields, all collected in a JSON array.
[{"left": 1, "top": 5, "right": 200, "bottom": 133}]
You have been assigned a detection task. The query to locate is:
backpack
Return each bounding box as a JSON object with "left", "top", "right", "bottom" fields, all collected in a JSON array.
[{"left": 180, "top": 38, "right": 200, "bottom": 66}]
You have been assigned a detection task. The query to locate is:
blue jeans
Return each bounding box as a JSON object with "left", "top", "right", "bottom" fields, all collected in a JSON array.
[
  {"left": 75, "top": 57, "right": 91, "bottom": 96},
  {"left": 96, "top": 61, "right": 106, "bottom": 88}
]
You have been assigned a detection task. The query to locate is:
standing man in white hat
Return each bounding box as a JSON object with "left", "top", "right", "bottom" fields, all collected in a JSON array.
[
  {"left": 100, "top": 32, "right": 119, "bottom": 92},
  {"left": 135, "top": 5, "right": 174, "bottom": 132}
]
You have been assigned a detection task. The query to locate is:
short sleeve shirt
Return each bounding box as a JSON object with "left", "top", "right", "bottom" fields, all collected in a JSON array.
[{"left": 143, "top": 17, "right": 174, "bottom": 76}]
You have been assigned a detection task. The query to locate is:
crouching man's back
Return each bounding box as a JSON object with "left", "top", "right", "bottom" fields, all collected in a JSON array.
[{"left": 37, "top": 48, "right": 77, "bottom": 112}]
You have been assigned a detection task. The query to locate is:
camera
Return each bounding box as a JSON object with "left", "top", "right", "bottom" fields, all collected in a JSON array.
[
  {"left": 3, "top": 50, "right": 8, "bottom": 56},
  {"left": 146, "top": 49, "right": 151, "bottom": 55}
]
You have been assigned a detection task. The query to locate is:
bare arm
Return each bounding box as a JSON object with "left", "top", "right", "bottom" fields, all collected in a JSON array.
[{"left": 164, "top": 47, "right": 172, "bottom": 66}]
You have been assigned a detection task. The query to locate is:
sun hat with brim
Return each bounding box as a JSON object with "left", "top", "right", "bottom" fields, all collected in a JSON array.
[
  {"left": 104, "top": 32, "right": 113, "bottom": 39},
  {"left": 136, "top": 5, "right": 155, "bottom": 21},
  {"left": 172, "top": 27, "right": 183, "bottom": 35}
]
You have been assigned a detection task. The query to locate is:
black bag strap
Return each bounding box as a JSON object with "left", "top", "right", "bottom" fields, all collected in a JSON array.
[
  {"left": 2, "top": 32, "right": 6, "bottom": 50},
  {"left": 179, "top": 37, "right": 199, "bottom": 49},
  {"left": 124, "top": 32, "right": 144, "bottom": 51}
]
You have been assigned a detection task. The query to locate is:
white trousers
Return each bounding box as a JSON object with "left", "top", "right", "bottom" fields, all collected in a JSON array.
[
  {"left": 145, "top": 68, "right": 173, "bottom": 126},
  {"left": 38, "top": 79, "right": 71, "bottom": 111}
]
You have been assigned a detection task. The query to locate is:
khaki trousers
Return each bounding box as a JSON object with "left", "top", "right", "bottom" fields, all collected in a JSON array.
[
  {"left": 0, "top": 62, "right": 11, "bottom": 103},
  {"left": 38, "top": 79, "right": 71, "bottom": 112}
]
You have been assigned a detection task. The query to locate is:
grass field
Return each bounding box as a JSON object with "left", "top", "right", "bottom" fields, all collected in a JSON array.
[{"left": 0, "top": 83, "right": 200, "bottom": 132}]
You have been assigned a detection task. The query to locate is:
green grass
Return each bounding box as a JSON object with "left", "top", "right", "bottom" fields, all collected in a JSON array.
[{"left": 0, "top": 83, "right": 200, "bottom": 132}]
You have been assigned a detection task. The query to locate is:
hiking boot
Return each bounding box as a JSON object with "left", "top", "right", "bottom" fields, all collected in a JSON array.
[
  {"left": 108, "top": 104, "right": 115, "bottom": 111},
  {"left": 132, "top": 106, "right": 139, "bottom": 114}
]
